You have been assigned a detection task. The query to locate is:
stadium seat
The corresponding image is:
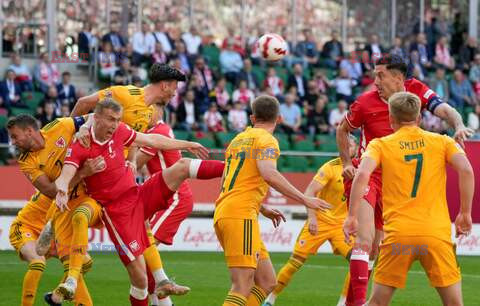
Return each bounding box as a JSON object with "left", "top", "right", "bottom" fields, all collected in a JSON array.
[
  {"left": 216, "top": 132, "right": 237, "bottom": 148},
  {"left": 9, "top": 107, "right": 35, "bottom": 117},
  {"left": 0, "top": 115, "right": 7, "bottom": 129},
  {"left": 21, "top": 91, "right": 44, "bottom": 111},
  {"left": 201, "top": 45, "right": 221, "bottom": 71},
  {"left": 195, "top": 136, "right": 218, "bottom": 149},
  {"left": 252, "top": 65, "right": 266, "bottom": 85},
  {"left": 283, "top": 156, "right": 309, "bottom": 172},
  {"left": 293, "top": 140, "right": 315, "bottom": 151},
  {"left": 318, "top": 141, "right": 338, "bottom": 152},
  {"left": 274, "top": 66, "right": 288, "bottom": 85},
  {"left": 277, "top": 138, "right": 291, "bottom": 151},
  {"left": 173, "top": 130, "right": 191, "bottom": 140}
]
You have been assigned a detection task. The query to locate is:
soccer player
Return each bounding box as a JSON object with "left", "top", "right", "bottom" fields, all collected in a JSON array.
[
  {"left": 7, "top": 114, "right": 103, "bottom": 306},
  {"left": 264, "top": 135, "right": 357, "bottom": 306},
  {"left": 344, "top": 92, "right": 473, "bottom": 305},
  {"left": 214, "top": 95, "right": 331, "bottom": 306},
  {"left": 336, "top": 54, "right": 473, "bottom": 305},
  {"left": 54, "top": 99, "right": 217, "bottom": 306},
  {"left": 136, "top": 105, "right": 224, "bottom": 306}
]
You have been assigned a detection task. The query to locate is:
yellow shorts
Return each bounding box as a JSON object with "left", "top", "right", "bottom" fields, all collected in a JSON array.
[
  {"left": 52, "top": 193, "right": 103, "bottom": 259},
  {"left": 374, "top": 236, "right": 461, "bottom": 289},
  {"left": 9, "top": 192, "right": 52, "bottom": 254},
  {"left": 214, "top": 218, "right": 269, "bottom": 268},
  {"left": 294, "top": 220, "right": 351, "bottom": 258}
]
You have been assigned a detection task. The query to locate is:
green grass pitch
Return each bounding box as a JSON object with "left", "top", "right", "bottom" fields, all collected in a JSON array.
[{"left": 1, "top": 251, "right": 479, "bottom": 305}]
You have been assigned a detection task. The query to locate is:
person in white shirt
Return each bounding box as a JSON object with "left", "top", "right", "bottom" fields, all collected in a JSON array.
[
  {"left": 131, "top": 21, "right": 155, "bottom": 67},
  {"left": 328, "top": 99, "right": 348, "bottom": 129},
  {"left": 8, "top": 53, "right": 33, "bottom": 91},
  {"left": 181, "top": 26, "right": 202, "bottom": 56},
  {"left": 152, "top": 21, "right": 173, "bottom": 54},
  {"left": 467, "top": 104, "right": 480, "bottom": 135},
  {"left": 329, "top": 68, "right": 357, "bottom": 103},
  {"left": 204, "top": 103, "right": 225, "bottom": 132},
  {"left": 279, "top": 93, "right": 302, "bottom": 134},
  {"left": 228, "top": 102, "right": 248, "bottom": 132}
]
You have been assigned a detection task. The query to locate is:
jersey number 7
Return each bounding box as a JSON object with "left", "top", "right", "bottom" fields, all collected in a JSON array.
[
  {"left": 404, "top": 153, "right": 423, "bottom": 198},
  {"left": 222, "top": 151, "right": 247, "bottom": 192}
]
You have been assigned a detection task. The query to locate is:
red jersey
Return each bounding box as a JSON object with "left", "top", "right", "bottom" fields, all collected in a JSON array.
[
  {"left": 345, "top": 78, "right": 443, "bottom": 156},
  {"left": 65, "top": 123, "right": 137, "bottom": 204},
  {"left": 140, "top": 121, "right": 193, "bottom": 198}
]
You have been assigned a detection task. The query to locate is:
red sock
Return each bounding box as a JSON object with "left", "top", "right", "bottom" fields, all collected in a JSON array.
[
  {"left": 346, "top": 281, "right": 354, "bottom": 306},
  {"left": 147, "top": 268, "right": 155, "bottom": 295},
  {"left": 129, "top": 295, "right": 148, "bottom": 306},
  {"left": 349, "top": 253, "right": 369, "bottom": 306},
  {"left": 190, "top": 160, "right": 224, "bottom": 179}
]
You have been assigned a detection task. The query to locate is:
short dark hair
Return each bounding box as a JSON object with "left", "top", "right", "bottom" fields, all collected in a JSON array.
[
  {"left": 375, "top": 54, "right": 408, "bottom": 77},
  {"left": 62, "top": 71, "right": 71, "bottom": 77},
  {"left": 149, "top": 63, "right": 186, "bottom": 83},
  {"left": 7, "top": 114, "right": 39, "bottom": 130},
  {"left": 95, "top": 98, "right": 123, "bottom": 114},
  {"left": 252, "top": 95, "right": 279, "bottom": 123}
]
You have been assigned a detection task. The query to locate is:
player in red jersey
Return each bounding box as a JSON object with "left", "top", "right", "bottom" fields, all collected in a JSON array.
[
  {"left": 54, "top": 99, "right": 222, "bottom": 306},
  {"left": 136, "top": 105, "right": 224, "bottom": 305},
  {"left": 337, "top": 54, "right": 473, "bottom": 305}
]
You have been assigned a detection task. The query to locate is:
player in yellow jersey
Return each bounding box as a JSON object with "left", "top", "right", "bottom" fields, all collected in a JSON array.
[
  {"left": 69, "top": 63, "right": 189, "bottom": 305},
  {"left": 214, "top": 95, "right": 331, "bottom": 306},
  {"left": 344, "top": 92, "right": 474, "bottom": 305},
  {"left": 7, "top": 115, "right": 103, "bottom": 306},
  {"left": 264, "top": 136, "right": 357, "bottom": 306}
]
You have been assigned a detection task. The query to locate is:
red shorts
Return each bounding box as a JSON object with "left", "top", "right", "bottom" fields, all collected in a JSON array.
[
  {"left": 344, "top": 171, "right": 383, "bottom": 230},
  {"left": 102, "top": 172, "right": 175, "bottom": 265},
  {"left": 149, "top": 194, "right": 194, "bottom": 245}
]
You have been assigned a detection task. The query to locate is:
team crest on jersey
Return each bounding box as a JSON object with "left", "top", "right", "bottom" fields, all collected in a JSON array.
[
  {"left": 56, "top": 137, "right": 66, "bottom": 148},
  {"left": 129, "top": 240, "right": 140, "bottom": 252},
  {"left": 299, "top": 239, "right": 306, "bottom": 246},
  {"left": 104, "top": 89, "right": 113, "bottom": 98},
  {"left": 66, "top": 148, "right": 72, "bottom": 158}
]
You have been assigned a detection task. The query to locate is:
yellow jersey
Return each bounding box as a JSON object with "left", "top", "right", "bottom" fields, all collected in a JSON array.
[
  {"left": 214, "top": 127, "right": 280, "bottom": 222},
  {"left": 98, "top": 85, "right": 155, "bottom": 133},
  {"left": 363, "top": 125, "right": 464, "bottom": 242},
  {"left": 312, "top": 158, "right": 347, "bottom": 226}
]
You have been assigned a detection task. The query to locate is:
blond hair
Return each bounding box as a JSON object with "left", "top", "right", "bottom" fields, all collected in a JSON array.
[
  {"left": 388, "top": 92, "right": 421, "bottom": 123},
  {"left": 95, "top": 98, "right": 123, "bottom": 114}
]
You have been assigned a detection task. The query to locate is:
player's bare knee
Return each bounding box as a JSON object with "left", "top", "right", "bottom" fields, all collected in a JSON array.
[{"left": 177, "top": 158, "right": 192, "bottom": 177}]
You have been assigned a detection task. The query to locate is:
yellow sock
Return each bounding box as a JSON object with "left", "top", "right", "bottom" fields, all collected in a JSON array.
[
  {"left": 224, "top": 291, "right": 247, "bottom": 306},
  {"left": 73, "top": 274, "right": 92, "bottom": 306},
  {"left": 273, "top": 256, "right": 304, "bottom": 296},
  {"left": 143, "top": 229, "right": 163, "bottom": 271},
  {"left": 81, "top": 256, "right": 93, "bottom": 275},
  {"left": 22, "top": 259, "right": 45, "bottom": 306},
  {"left": 340, "top": 271, "right": 350, "bottom": 298},
  {"left": 68, "top": 207, "right": 90, "bottom": 280},
  {"left": 246, "top": 285, "right": 267, "bottom": 306}
]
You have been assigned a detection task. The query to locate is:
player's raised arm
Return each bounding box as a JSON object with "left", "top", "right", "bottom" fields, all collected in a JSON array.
[
  {"left": 256, "top": 159, "right": 331, "bottom": 211},
  {"left": 432, "top": 103, "right": 474, "bottom": 148},
  {"left": 71, "top": 92, "right": 100, "bottom": 117},
  {"left": 336, "top": 119, "right": 356, "bottom": 179},
  {"left": 132, "top": 133, "right": 210, "bottom": 159}
]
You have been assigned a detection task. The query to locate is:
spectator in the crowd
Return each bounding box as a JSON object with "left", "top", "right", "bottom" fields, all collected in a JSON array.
[
  {"left": 304, "top": 80, "right": 321, "bottom": 109},
  {"left": 182, "top": 26, "right": 202, "bottom": 56},
  {"left": 458, "top": 36, "right": 478, "bottom": 70},
  {"left": 9, "top": 53, "right": 33, "bottom": 91},
  {"left": 410, "top": 32, "right": 432, "bottom": 68},
  {"left": 364, "top": 34, "right": 385, "bottom": 61},
  {"left": 469, "top": 53, "right": 480, "bottom": 97},
  {"left": 152, "top": 21, "right": 173, "bottom": 54},
  {"left": 43, "top": 85, "right": 62, "bottom": 115},
  {"left": 313, "top": 71, "right": 329, "bottom": 94},
  {"left": 449, "top": 69, "right": 476, "bottom": 109},
  {"left": 451, "top": 12, "right": 467, "bottom": 56},
  {"left": 203, "top": 103, "right": 225, "bottom": 132},
  {"left": 0, "top": 96, "right": 6, "bottom": 115},
  {"left": 189, "top": 74, "right": 210, "bottom": 113},
  {"left": 132, "top": 76, "right": 143, "bottom": 87},
  {"left": 329, "top": 68, "right": 357, "bottom": 104},
  {"left": 212, "top": 77, "right": 231, "bottom": 113},
  {"left": 264, "top": 68, "right": 284, "bottom": 97},
  {"left": 172, "top": 41, "right": 192, "bottom": 73},
  {"left": 422, "top": 110, "right": 447, "bottom": 134},
  {"left": 360, "top": 50, "right": 374, "bottom": 72},
  {"left": 220, "top": 39, "right": 243, "bottom": 84},
  {"left": 60, "top": 103, "right": 70, "bottom": 117},
  {"left": 113, "top": 58, "right": 135, "bottom": 85},
  {"left": 36, "top": 101, "right": 58, "bottom": 127},
  {"left": 279, "top": 93, "right": 302, "bottom": 134},
  {"left": 408, "top": 50, "right": 427, "bottom": 81},
  {"left": 152, "top": 43, "right": 168, "bottom": 64},
  {"left": 232, "top": 79, "right": 255, "bottom": 109},
  {"left": 361, "top": 70, "right": 375, "bottom": 90},
  {"left": 228, "top": 102, "right": 248, "bottom": 132},
  {"left": 467, "top": 104, "right": 480, "bottom": 134},
  {"left": 34, "top": 52, "right": 60, "bottom": 93},
  {"left": 98, "top": 41, "right": 119, "bottom": 81},
  {"left": 78, "top": 22, "right": 97, "bottom": 60},
  {"left": 321, "top": 30, "right": 344, "bottom": 69},
  {"left": 0, "top": 69, "right": 24, "bottom": 109},
  {"left": 102, "top": 22, "right": 127, "bottom": 54},
  {"left": 57, "top": 71, "right": 76, "bottom": 107},
  {"left": 192, "top": 56, "right": 214, "bottom": 92},
  {"left": 131, "top": 21, "right": 155, "bottom": 67},
  {"left": 329, "top": 99, "right": 348, "bottom": 129},
  {"left": 236, "top": 58, "right": 260, "bottom": 92},
  {"left": 295, "top": 29, "right": 319, "bottom": 66},
  {"left": 174, "top": 89, "right": 203, "bottom": 131},
  {"left": 434, "top": 35, "right": 455, "bottom": 70},
  {"left": 306, "top": 95, "right": 329, "bottom": 136},
  {"left": 169, "top": 57, "right": 188, "bottom": 110},
  {"left": 339, "top": 52, "right": 363, "bottom": 82},
  {"left": 390, "top": 37, "right": 407, "bottom": 60},
  {"left": 428, "top": 67, "right": 449, "bottom": 101},
  {"left": 221, "top": 28, "right": 246, "bottom": 57},
  {"left": 287, "top": 63, "right": 308, "bottom": 99}
]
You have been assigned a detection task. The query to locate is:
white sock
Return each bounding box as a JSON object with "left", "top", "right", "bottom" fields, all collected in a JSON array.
[
  {"left": 150, "top": 293, "right": 159, "bottom": 305},
  {"left": 130, "top": 285, "right": 148, "bottom": 300},
  {"left": 368, "top": 260, "right": 375, "bottom": 271},
  {"left": 265, "top": 293, "right": 276, "bottom": 304},
  {"left": 336, "top": 295, "right": 346, "bottom": 306},
  {"left": 188, "top": 159, "right": 202, "bottom": 178},
  {"left": 152, "top": 268, "right": 169, "bottom": 284},
  {"left": 158, "top": 296, "right": 173, "bottom": 306},
  {"left": 65, "top": 276, "right": 77, "bottom": 290}
]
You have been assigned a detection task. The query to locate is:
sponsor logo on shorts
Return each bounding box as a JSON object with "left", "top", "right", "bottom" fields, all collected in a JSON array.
[
  {"left": 391, "top": 244, "right": 428, "bottom": 255},
  {"left": 129, "top": 240, "right": 140, "bottom": 252}
]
